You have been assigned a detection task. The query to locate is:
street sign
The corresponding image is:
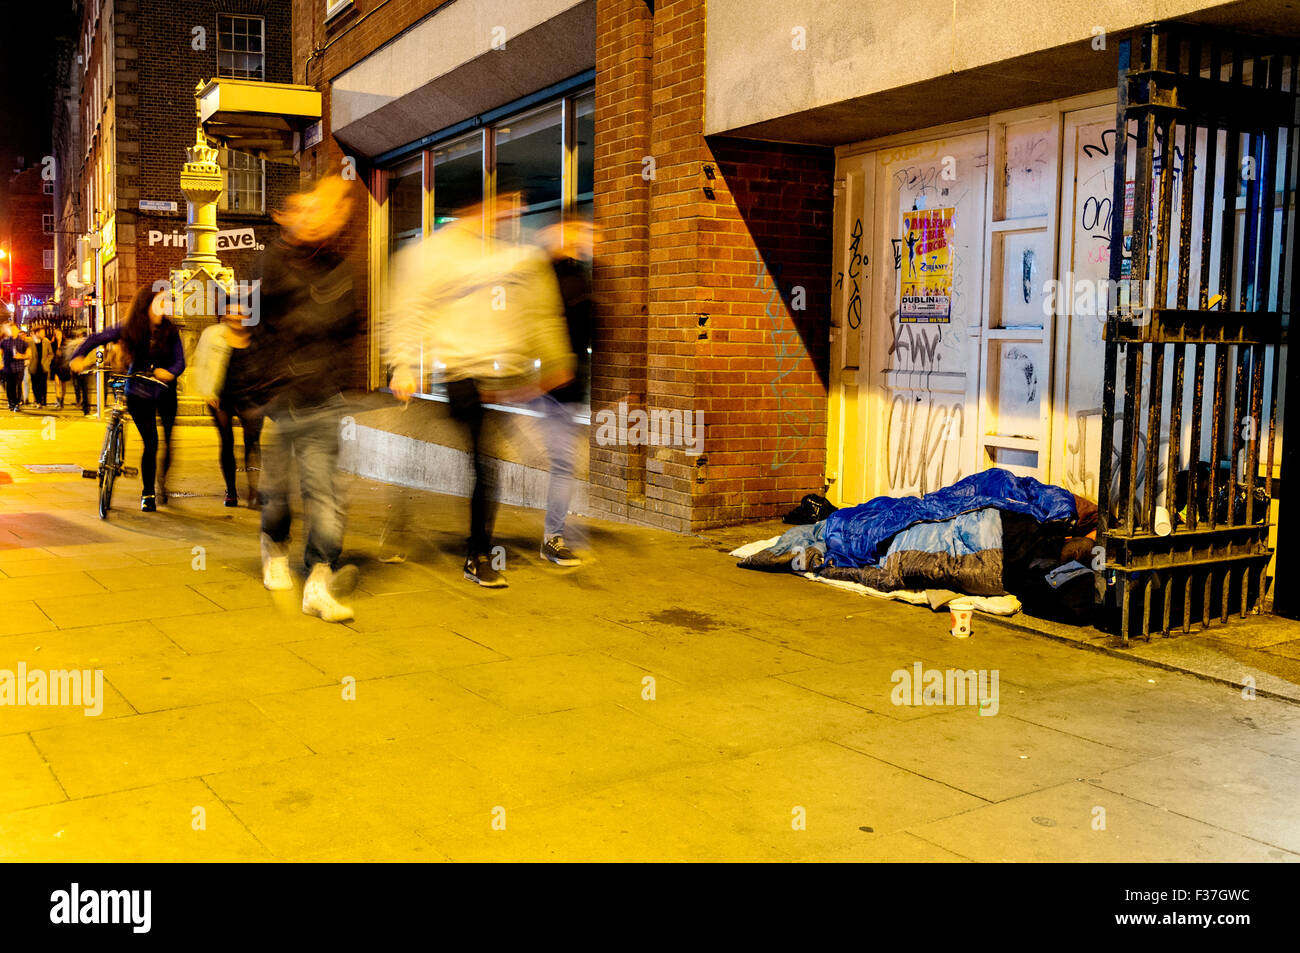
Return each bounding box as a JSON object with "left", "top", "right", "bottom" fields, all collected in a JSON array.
[{"left": 139, "top": 199, "right": 179, "bottom": 212}]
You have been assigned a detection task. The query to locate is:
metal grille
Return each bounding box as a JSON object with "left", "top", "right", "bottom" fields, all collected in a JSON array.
[{"left": 1097, "top": 25, "right": 1299, "bottom": 643}]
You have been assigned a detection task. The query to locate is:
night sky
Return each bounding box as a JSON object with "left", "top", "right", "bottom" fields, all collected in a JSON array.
[{"left": 0, "top": 4, "right": 78, "bottom": 186}]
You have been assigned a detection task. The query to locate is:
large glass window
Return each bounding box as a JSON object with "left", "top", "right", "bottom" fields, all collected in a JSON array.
[
  {"left": 494, "top": 104, "right": 563, "bottom": 237},
  {"left": 376, "top": 86, "right": 594, "bottom": 403},
  {"left": 574, "top": 90, "right": 594, "bottom": 223},
  {"left": 388, "top": 157, "right": 423, "bottom": 253},
  {"left": 432, "top": 132, "right": 484, "bottom": 230}
]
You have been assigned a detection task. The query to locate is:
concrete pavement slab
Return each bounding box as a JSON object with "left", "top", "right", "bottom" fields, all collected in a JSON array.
[
  {"left": 623, "top": 675, "right": 886, "bottom": 756},
  {"left": 441, "top": 651, "right": 664, "bottom": 715},
  {"left": 0, "top": 778, "right": 273, "bottom": 862},
  {"left": 105, "top": 645, "right": 335, "bottom": 713},
  {"left": 433, "top": 703, "right": 722, "bottom": 805},
  {"left": 909, "top": 780, "right": 1298, "bottom": 862},
  {"left": 0, "top": 734, "right": 66, "bottom": 813},
  {"left": 1090, "top": 743, "right": 1300, "bottom": 854},
  {"left": 835, "top": 709, "right": 1148, "bottom": 802},
  {"left": 633, "top": 740, "right": 985, "bottom": 860},
  {"left": 250, "top": 670, "right": 516, "bottom": 754},
  {"left": 282, "top": 624, "right": 506, "bottom": 681},
  {"left": 30, "top": 700, "right": 311, "bottom": 799},
  {"left": 35, "top": 584, "right": 223, "bottom": 628}
]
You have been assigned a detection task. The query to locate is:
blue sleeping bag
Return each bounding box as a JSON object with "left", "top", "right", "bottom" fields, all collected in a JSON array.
[{"left": 823, "top": 468, "right": 1077, "bottom": 568}]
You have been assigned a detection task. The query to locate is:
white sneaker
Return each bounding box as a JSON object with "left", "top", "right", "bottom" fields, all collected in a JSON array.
[
  {"left": 302, "top": 564, "right": 354, "bottom": 622},
  {"left": 261, "top": 533, "right": 294, "bottom": 591}
]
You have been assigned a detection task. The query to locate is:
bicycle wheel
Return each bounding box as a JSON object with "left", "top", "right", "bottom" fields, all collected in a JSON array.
[{"left": 98, "top": 422, "right": 121, "bottom": 519}]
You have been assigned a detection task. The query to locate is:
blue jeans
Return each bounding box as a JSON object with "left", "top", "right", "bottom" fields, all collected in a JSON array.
[
  {"left": 260, "top": 397, "right": 346, "bottom": 570},
  {"left": 531, "top": 392, "right": 579, "bottom": 540}
]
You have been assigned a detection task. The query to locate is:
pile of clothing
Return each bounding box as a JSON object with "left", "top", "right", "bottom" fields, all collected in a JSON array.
[{"left": 736, "top": 469, "right": 1100, "bottom": 623}]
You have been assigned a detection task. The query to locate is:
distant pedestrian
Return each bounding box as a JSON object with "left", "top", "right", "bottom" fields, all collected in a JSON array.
[
  {"left": 71, "top": 285, "right": 185, "bottom": 511},
  {"left": 30, "top": 327, "right": 52, "bottom": 408},
  {"left": 63, "top": 329, "right": 92, "bottom": 415},
  {"left": 194, "top": 302, "right": 266, "bottom": 507},
  {"left": 50, "top": 327, "right": 72, "bottom": 410},
  {"left": 1, "top": 323, "right": 28, "bottom": 411}
]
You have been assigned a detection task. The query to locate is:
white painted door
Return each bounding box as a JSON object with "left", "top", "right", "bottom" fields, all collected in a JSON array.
[{"left": 865, "top": 133, "right": 988, "bottom": 497}]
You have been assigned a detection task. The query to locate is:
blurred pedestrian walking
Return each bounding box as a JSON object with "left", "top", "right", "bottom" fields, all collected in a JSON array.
[
  {"left": 195, "top": 302, "right": 266, "bottom": 508},
  {"left": 531, "top": 220, "right": 596, "bottom": 567},
  {"left": 50, "top": 326, "right": 72, "bottom": 410},
  {"left": 386, "top": 194, "right": 574, "bottom": 588},
  {"left": 63, "top": 328, "right": 92, "bottom": 415},
  {"left": 30, "top": 327, "right": 53, "bottom": 409},
  {"left": 249, "top": 175, "right": 360, "bottom": 622},
  {"left": 71, "top": 285, "right": 184, "bottom": 511}
]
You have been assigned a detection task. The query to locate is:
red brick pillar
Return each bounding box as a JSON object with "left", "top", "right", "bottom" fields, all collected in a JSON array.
[{"left": 591, "top": 0, "right": 654, "bottom": 522}]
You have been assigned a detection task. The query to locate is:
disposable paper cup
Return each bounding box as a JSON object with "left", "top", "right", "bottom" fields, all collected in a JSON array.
[{"left": 949, "top": 607, "right": 973, "bottom": 638}]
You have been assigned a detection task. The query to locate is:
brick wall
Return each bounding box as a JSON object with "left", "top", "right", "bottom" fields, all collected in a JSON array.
[
  {"left": 113, "top": 0, "right": 296, "bottom": 309},
  {"left": 594, "top": 0, "right": 832, "bottom": 530}
]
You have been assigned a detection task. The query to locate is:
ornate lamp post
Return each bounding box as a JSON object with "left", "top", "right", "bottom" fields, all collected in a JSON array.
[{"left": 169, "top": 83, "right": 235, "bottom": 415}]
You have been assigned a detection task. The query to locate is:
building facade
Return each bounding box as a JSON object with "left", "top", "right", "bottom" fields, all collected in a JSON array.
[
  {"left": 55, "top": 0, "right": 298, "bottom": 333},
  {"left": 2, "top": 165, "right": 57, "bottom": 324},
  {"left": 263, "top": 2, "right": 1299, "bottom": 616}
]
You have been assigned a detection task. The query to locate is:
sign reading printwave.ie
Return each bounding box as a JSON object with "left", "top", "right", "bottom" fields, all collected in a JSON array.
[{"left": 146, "top": 227, "right": 264, "bottom": 252}]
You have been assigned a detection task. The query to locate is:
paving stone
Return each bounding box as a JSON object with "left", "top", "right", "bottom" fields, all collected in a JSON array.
[
  {"left": 622, "top": 676, "right": 885, "bottom": 756},
  {"left": 1090, "top": 743, "right": 1300, "bottom": 854},
  {"left": 911, "top": 780, "right": 1299, "bottom": 862},
  {"left": 30, "top": 700, "right": 311, "bottom": 798},
  {"left": 0, "top": 734, "right": 66, "bottom": 813},
  {"left": 835, "top": 709, "right": 1149, "bottom": 802},
  {"left": 251, "top": 670, "right": 515, "bottom": 753},
  {"left": 0, "top": 779, "right": 272, "bottom": 862}
]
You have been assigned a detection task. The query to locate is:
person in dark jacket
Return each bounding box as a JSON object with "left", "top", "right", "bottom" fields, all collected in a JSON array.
[
  {"left": 249, "top": 175, "right": 361, "bottom": 622},
  {"left": 72, "top": 284, "right": 185, "bottom": 511},
  {"left": 530, "top": 220, "right": 594, "bottom": 567},
  {"left": 1, "top": 323, "right": 29, "bottom": 411}
]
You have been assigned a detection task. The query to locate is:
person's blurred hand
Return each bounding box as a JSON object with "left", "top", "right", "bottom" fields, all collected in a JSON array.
[{"left": 390, "top": 370, "right": 417, "bottom": 404}]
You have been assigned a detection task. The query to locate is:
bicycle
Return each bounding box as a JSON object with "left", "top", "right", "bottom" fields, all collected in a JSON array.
[{"left": 78, "top": 348, "right": 156, "bottom": 519}]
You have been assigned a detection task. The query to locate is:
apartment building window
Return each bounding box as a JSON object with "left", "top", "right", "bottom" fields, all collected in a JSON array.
[
  {"left": 219, "top": 149, "right": 264, "bottom": 213},
  {"left": 43, "top": 214, "right": 54, "bottom": 234},
  {"left": 43, "top": 250, "right": 54, "bottom": 270},
  {"left": 43, "top": 181, "right": 54, "bottom": 195},
  {"left": 217, "top": 15, "right": 265, "bottom": 80}
]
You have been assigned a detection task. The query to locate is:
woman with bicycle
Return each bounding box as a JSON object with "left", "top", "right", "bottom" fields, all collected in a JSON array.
[{"left": 71, "top": 284, "right": 185, "bottom": 512}]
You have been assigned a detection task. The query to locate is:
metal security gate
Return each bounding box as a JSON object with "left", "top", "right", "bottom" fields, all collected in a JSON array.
[{"left": 1097, "top": 24, "right": 1298, "bottom": 643}]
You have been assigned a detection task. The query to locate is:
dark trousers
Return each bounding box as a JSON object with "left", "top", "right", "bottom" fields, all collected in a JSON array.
[
  {"left": 126, "top": 389, "right": 177, "bottom": 497},
  {"left": 3, "top": 371, "right": 20, "bottom": 409},
  {"left": 73, "top": 374, "right": 89, "bottom": 414},
  {"left": 210, "top": 403, "right": 265, "bottom": 498},
  {"left": 31, "top": 371, "right": 48, "bottom": 407},
  {"left": 447, "top": 378, "right": 494, "bottom": 557}
]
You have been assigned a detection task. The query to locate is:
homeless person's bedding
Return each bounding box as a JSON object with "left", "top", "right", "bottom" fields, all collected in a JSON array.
[{"left": 735, "top": 469, "right": 1098, "bottom": 622}]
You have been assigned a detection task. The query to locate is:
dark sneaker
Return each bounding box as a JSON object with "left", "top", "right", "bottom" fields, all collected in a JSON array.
[
  {"left": 464, "top": 554, "right": 507, "bottom": 588},
  {"left": 140, "top": 495, "right": 156, "bottom": 513},
  {"left": 541, "top": 535, "right": 581, "bottom": 566}
]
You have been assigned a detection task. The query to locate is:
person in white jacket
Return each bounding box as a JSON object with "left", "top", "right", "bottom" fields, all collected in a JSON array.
[{"left": 386, "top": 195, "right": 574, "bottom": 588}]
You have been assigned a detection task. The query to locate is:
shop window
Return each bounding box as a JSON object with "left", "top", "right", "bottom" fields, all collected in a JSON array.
[
  {"left": 575, "top": 90, "right": 595, "bottom": 223},
  {"left": 388, "top": 157, "right": 423, "bottom": 254},
  {"left": 217, "top": 15, "right": 265, "bottom": 81},
  {"left": 432, "top": 132, "right": 484, "bottom": 230},
  {"left": 219, "top": 149, "right": 264, "bottom": 213},
  {"left": 494, "top": 104, "right": 563, "bottom": 237}
]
